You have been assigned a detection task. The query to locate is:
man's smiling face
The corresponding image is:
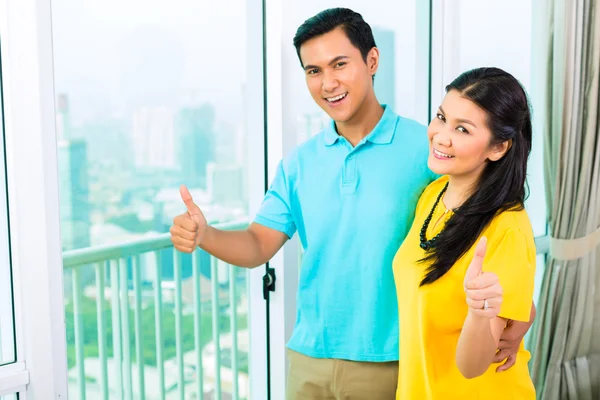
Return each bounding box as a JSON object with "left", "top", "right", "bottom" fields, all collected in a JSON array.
[{"left": 300, "top": 27, "right": 377, "bottom": 124}]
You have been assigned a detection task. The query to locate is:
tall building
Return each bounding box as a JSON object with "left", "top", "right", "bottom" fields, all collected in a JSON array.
[
  {"left": 131, "top": 106, "right": 176, "bottom": 169},
  {"left": 373, "top": 27, "right": 396, "bottom": 110},
  {"left": 207, "top": 162, "right": 245, "bottom": 207},
  {"left": 57, "top": 140, "right": 91, "bottom": 251},
  {"left": 175, "top": 103, "right": 216, "bottom": 188},
  {"left": 77, "top": 119, "right": 132, "bottom": 169}
]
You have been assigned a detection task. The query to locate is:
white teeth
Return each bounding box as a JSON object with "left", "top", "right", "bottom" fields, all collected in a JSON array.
[
  {"left": 434, "top": 149, "right": 454, "bottom": 158},
  {"left": 326, "top": 93, "right": 347, "bottom": 102}
]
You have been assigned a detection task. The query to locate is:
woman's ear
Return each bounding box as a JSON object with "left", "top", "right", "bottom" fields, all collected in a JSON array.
[{"left": 488, "top": 139, "right": 512, "bottom": 162}]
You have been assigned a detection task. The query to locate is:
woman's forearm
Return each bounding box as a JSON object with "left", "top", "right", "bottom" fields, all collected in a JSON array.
[{"left": 456, "top": 312, "right": 502, "bottom": 379}]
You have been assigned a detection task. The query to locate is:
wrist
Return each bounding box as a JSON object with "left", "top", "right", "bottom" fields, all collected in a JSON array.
[
  {"left": 467, "top": 308, "right": 492, "bottom": 323},
  {"left": 198, "top": 224, "right": 212, "bottom": 248}
]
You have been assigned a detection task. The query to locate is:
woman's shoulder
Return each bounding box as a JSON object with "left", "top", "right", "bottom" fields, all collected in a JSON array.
[
  {"left": 421, "top": 175, "right": 449, "bottom": 200},
  {"left": 484, "top": 207, "right": 537, "bottom": 258},
  {"left": 488, "top": 207, "right": 534, "bottom": 237},
  {"left": 415, "top": 175, "right": 449, "bottom": 215}
]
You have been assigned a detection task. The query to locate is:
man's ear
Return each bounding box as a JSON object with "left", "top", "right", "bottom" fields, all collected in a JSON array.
[
  {"left": 367, "top": 47, "right": 379, "bottom": 77},
  {"left": 488, "top": 139, "right": 512, "bottom": 162}
]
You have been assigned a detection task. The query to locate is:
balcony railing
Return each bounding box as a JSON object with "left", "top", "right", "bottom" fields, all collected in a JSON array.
[
  {"left": 61, "top": 213, "right": 550, "bottom": 400},
  {"left": 62, "top": 220, "right": 250, "bottom": 400}
]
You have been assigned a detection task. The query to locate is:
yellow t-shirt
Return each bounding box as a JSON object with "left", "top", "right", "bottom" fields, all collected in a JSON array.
[{"left": 392, "top": 176, "right": 536, "bottom": 399}]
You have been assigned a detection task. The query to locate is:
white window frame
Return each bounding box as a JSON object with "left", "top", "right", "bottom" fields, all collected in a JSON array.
[
  {"left": 429, "top": 0, "right": 462, "bottom": 119},
  {"left": 262, "top": 1, "right": 301, "bottom": 399},
  {"left": 246, "top": 0, "right": 270, "bottom": 399},
  {"left": 1, "top": 0, "right": 272, "bottom": 399},
  {"left": 0, "top": 0, "right": 68, "bottom": 397}
]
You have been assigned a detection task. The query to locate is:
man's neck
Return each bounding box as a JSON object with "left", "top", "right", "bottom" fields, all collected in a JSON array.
[{"left": 335, "top": 95, "right": 384, "bottom": 147}]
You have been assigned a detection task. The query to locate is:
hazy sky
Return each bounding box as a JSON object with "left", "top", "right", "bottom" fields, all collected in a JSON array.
[
  {"left": 51, "top": 0, "right": 247, "bottom": 124},
  {"left": 50, "top": 0, "right": 428, "bottom": 126},
  {"left": 50, "top": 0, "right": 532, "bottom": 138}
]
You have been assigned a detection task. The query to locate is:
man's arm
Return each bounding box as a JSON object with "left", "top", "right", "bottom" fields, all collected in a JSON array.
[
  {"left": 199, "top": 223, "right": 288, "bottom": 268},
  {"left": 456, "top": 313, "right": 507, "bottom": 379},
  {"left": 170, "top": 185, "right": 288, "bottom": 268},
  {"left": 493, "top": 301, "right": 536, "bottom": 371}
]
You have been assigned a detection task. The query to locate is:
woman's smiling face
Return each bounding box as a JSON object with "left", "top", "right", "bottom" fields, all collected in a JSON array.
[{"left": 427, "top": 89, "right": 509, "bottom": 180}]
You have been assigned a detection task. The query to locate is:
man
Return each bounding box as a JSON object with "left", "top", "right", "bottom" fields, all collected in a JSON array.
[{"left": 170, "top": 8, "right": 535, "bottom": 399}]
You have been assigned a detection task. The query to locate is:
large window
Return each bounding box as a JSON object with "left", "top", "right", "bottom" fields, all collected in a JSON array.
[
  {"left": 0, "top": 0, "right": 555, "bottom": 397},
  {"left": 51, "top": 0, "right": 261, "bottom": 398},
  {"left": 0, "top": 40, "right": 15, "bottom": 368}
]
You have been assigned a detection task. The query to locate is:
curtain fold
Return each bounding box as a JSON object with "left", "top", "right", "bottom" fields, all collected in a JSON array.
[{"left": 529, "top": 0, "right": 600, "bottom": 399}]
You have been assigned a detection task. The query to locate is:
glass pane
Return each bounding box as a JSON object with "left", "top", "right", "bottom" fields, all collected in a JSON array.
[
  {"left": 51, "top": 0, "right": 254, "bottom": 398},
  {"left": 0, "top": 40, "right": 17, "bottom": 366},
  {"left": 0, "top": 394, "right": 18, "bottom": 400}
]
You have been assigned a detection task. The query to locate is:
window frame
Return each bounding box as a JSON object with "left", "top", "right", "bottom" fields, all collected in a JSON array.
[
  {"left": 0, "top": 0, "right": 272, "bottom": 398},
  {"left": 0, "top": 0, "right": 68, "bottom": 397}
]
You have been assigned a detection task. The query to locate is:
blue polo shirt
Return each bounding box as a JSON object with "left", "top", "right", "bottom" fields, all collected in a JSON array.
[{"left": 254, "top": 105, "right": 436, "bottom": 361}]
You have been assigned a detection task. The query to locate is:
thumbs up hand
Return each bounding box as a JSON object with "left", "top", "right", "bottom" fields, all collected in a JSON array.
[
  {"left": 464, "top": 237, "right": 503, "bottom": 319},
  {"left": 169, "top": 185, "right": 208, "bottom": 253}
]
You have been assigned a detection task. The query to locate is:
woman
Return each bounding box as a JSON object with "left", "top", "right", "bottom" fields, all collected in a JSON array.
[{"left": 393, "top": 67, "right": 536, "bottom": 399}]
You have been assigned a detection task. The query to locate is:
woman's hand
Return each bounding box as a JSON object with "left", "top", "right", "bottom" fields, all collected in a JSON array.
[{"left": 463, "top": 237, "right": 503, "bottom": 319}]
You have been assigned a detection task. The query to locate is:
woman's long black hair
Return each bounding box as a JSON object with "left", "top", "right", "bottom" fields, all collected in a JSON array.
[{"left": 420, "top": 67, "right": 532, "bottom": 286}]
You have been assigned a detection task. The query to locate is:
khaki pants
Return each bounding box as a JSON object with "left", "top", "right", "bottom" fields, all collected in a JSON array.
[{"left": 286, "top": 350, "right": 398, "bottom": 400}]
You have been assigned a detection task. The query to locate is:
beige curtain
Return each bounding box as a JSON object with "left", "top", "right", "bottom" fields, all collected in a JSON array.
[{"left": 529, "top": 0, "right": 600, "bottom": 399}]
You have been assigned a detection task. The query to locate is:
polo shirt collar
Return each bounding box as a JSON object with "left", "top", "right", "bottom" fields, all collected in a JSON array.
[
  {"left": 322, "top": 104, "right": 397, "bottom": 147},
  {"left": 323, "top": 120, "right": 340, "bottom": 146}
]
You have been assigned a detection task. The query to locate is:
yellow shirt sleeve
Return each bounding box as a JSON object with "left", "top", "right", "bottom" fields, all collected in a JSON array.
[{"left": 483, "top": 228, "right": 536, "bottom": 322}]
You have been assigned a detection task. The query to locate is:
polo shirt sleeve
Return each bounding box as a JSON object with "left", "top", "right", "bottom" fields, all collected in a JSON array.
[
  {"left": 253, "top": 160, "right": 297, "bottom": 239},
  {"left": 483, "top": 228, "right": 535, "bottom": 322}
]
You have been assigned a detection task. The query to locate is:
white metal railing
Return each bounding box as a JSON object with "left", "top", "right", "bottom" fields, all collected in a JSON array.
[{"left": 62, "top": 220, "right": 249, "bottom": 400}]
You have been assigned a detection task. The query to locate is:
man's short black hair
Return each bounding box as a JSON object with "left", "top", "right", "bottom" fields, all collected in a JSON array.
[{"left": 293, "top": 8, "right": 377, "bottom": 67}]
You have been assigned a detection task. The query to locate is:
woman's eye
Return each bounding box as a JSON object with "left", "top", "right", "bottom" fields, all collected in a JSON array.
[
  {"left": 457, "top": 126, "right": 469, "bottom": 134},
  {"left": 436, "top": 113, "right": 445, "bottom": 121}
]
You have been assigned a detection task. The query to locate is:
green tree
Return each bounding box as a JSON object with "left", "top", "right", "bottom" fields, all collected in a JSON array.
[{"left": 65, "top": 296, "right": 249, "bottom": 374}]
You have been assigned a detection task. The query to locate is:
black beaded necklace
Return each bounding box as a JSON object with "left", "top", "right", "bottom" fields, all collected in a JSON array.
[{"left": 419, "top": 182, "right": 449, "bottom": 250}]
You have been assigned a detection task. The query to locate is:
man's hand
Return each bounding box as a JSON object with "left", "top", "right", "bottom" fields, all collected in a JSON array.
[
  {"left": 493, "top": 302, "right": 536, "bottom": 371},
  {"left": 170, "top": 185, "right": 208, "bottom": 253}
]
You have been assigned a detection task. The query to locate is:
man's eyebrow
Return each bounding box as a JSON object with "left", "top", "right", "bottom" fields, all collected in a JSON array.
[
  {"left": 303, "top": 55, "right": 349, "bottom": 71},
  {"left": 328, "top": 55, "right": 349, "bottom": 65}
]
